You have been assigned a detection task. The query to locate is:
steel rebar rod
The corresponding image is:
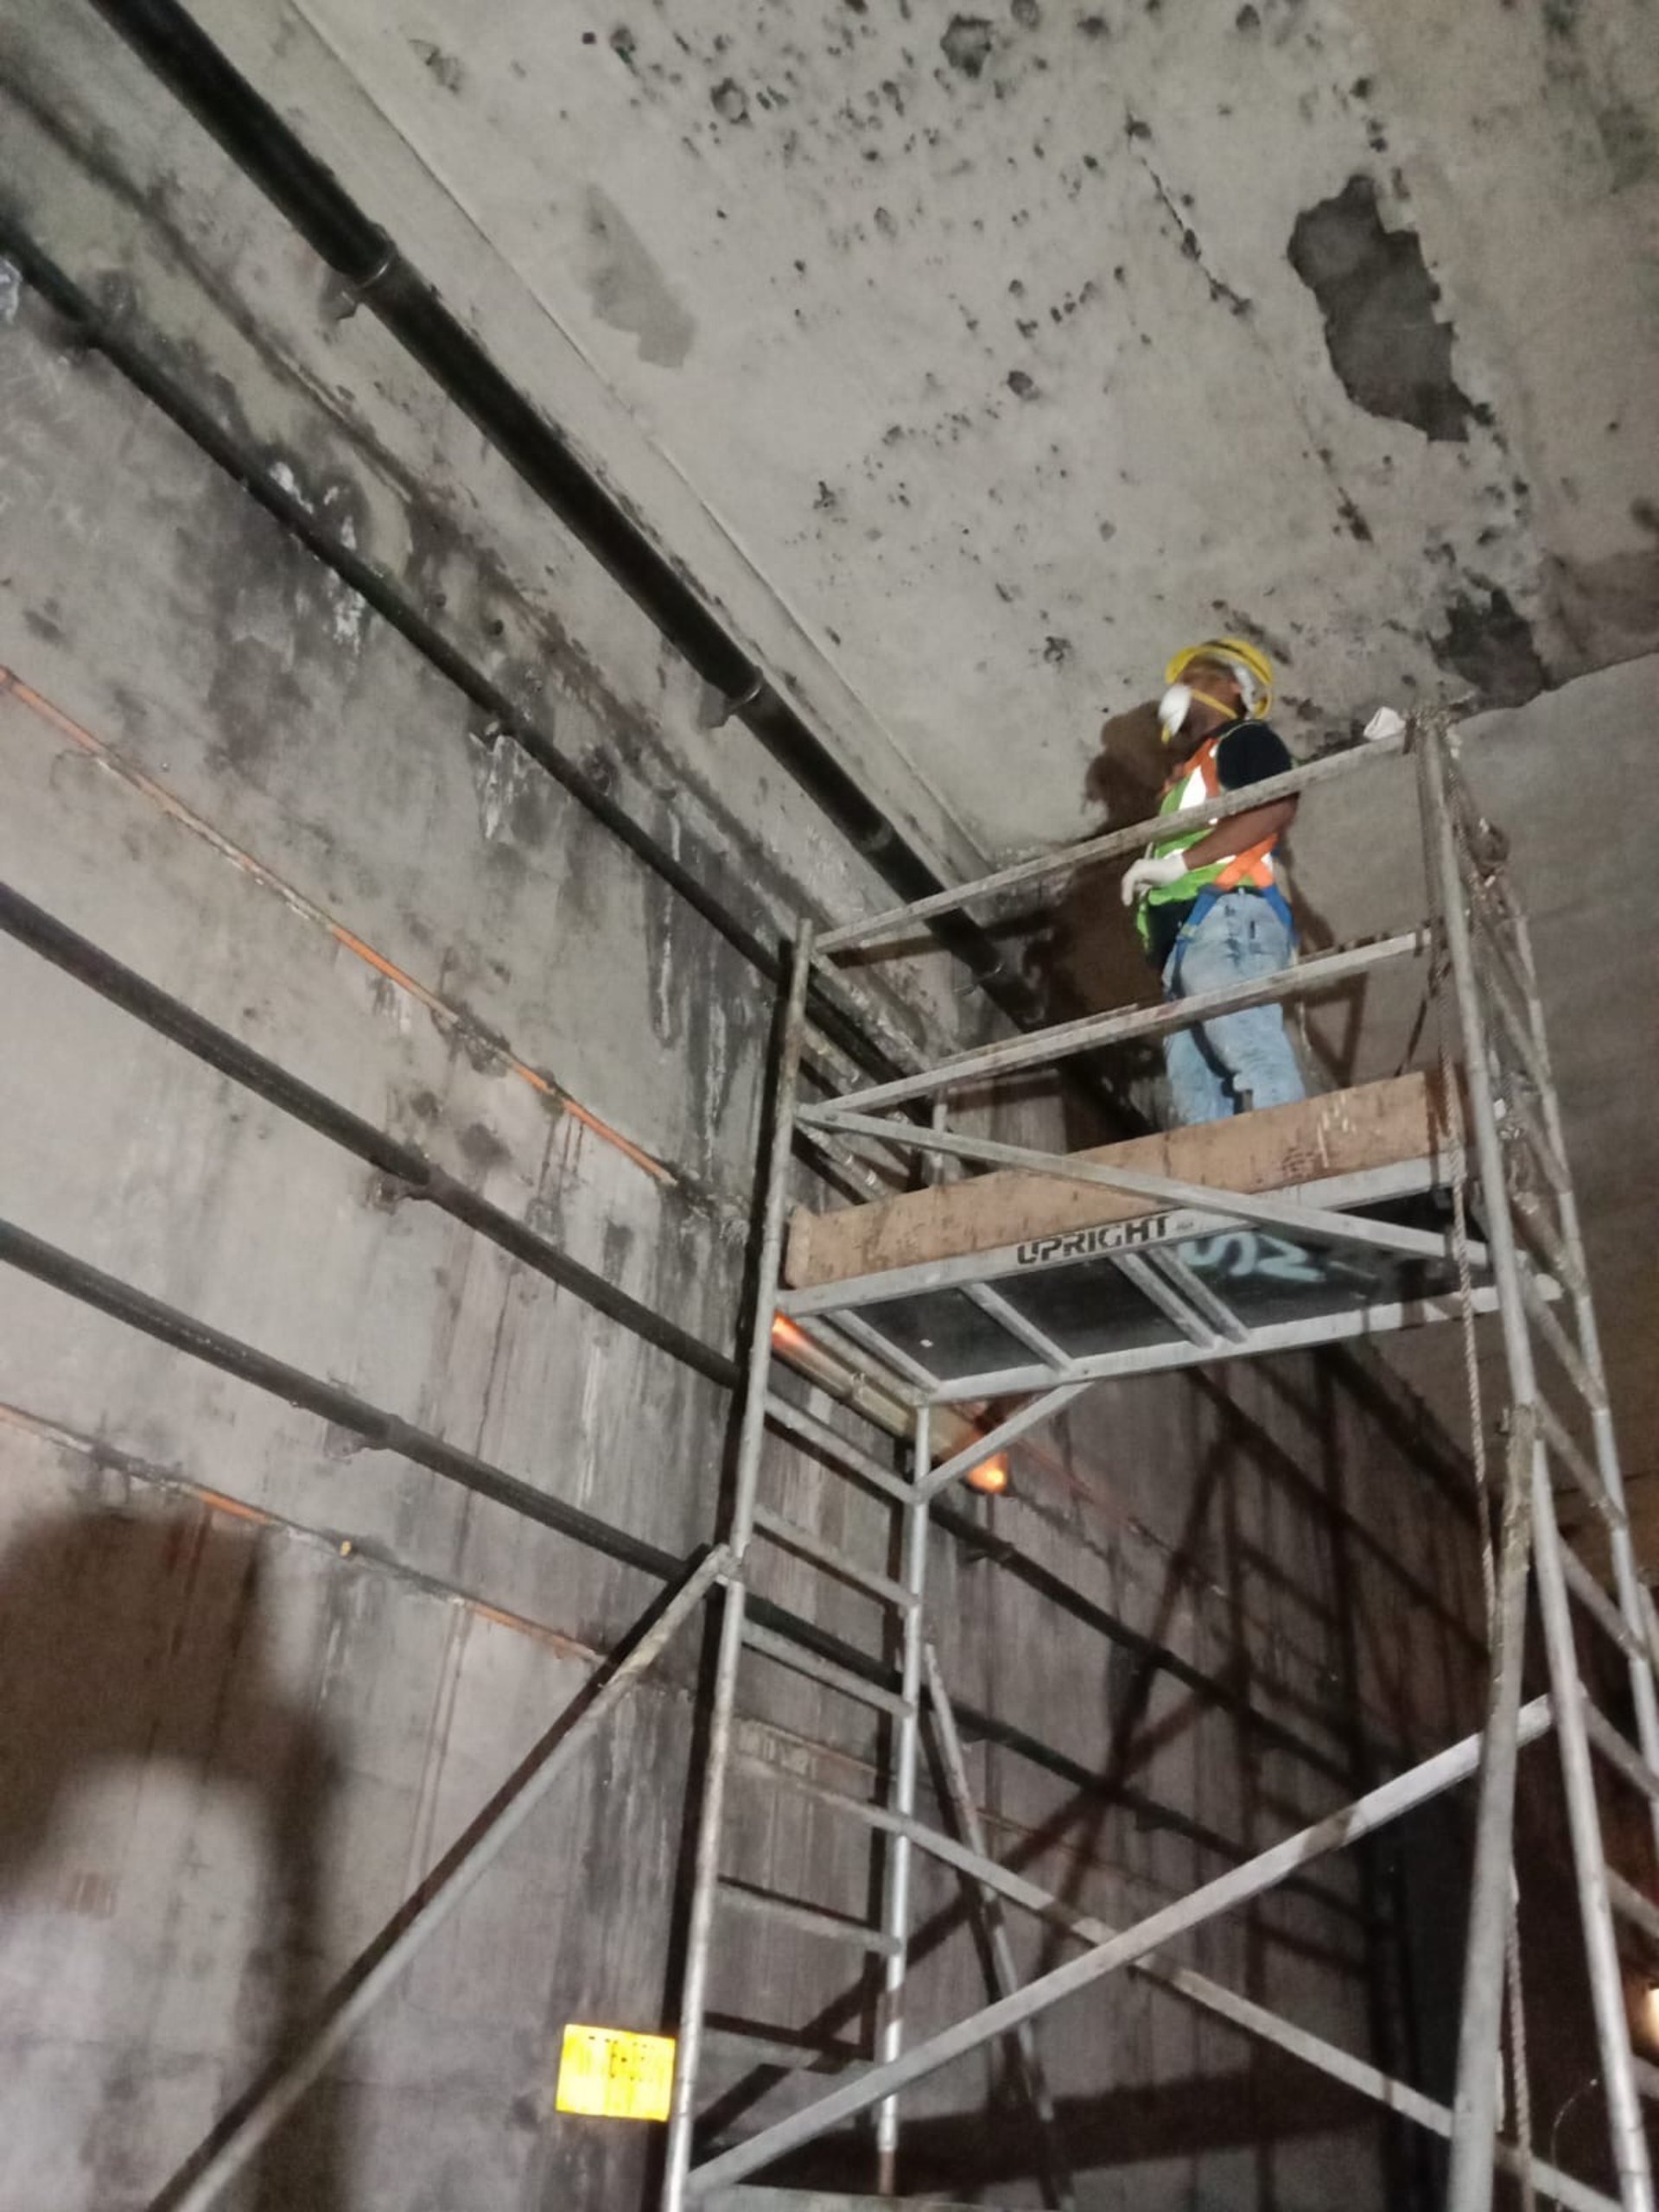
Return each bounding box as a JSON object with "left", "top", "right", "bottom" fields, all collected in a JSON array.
[
  {"left": 817, "top": 728, "right": 1409, "bottom": 952},
  {"left": 0, "top": 1227, "right": 1363, "bottom": 1821},
  {"left": 152, "top": 1544, "right": 732, "bottom": 2212},
  {"left": 802, "top": 929, "right": 1427, "bottom": 1113},
  {"left": 0, "top": 880, "right": 737, "bottom": 1390},
  {"left": 663, "top": 924, "right": 817, "bottom": 2212},
  {"left": 685, "top": 1700, "right": 1546, "bottom": 2197}
]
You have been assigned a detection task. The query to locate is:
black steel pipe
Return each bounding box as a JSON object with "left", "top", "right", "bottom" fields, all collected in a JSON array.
[
  {"left": 0, "top": 874, "right": 1370, "bottom": 1793},
  {"left": 0, "top": 1211, "right": 1362, "bottom": 1885},
  {"left": 81, "top": 0, "right": 1036, "bottom": 1024},
  {"left": 0, "top": 219, "right": 912, "bottom": 1092},
  {"left": 0, "top": 879, "right": 741, "bottom": 1392}
]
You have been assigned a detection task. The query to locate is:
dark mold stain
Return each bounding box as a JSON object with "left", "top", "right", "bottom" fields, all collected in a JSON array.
[
  {"left": 1043, "top": 633, "right": 1071, "bottom": 664},
  {"left": 1288, "top": 176, "right": 1477, "bottom": 443},
  {"left": 1337, "top": 490, "right": 1373, "bottom": 543},
  {"left": 710, "top": 78, "right": 750, "bottom": 123},
  {"left": 1214, "top": 608, "right": 1294, "bottom": 664},
  {"left": 1236, "top": 3, "right": 1261, "bottom": 27},
  {"left": 1006, "top": 368, "right": 1038, "bottom": 398},
  {"left": 1433, "top": 587, "right": 1548, "bottom": 709},
  {"left": 410, "top": 40, "right": 464, "bottom": 92},
  {"left": 458, "top": 1120, "right": 513, "bottom": 1176},
  {"left": 1594, "top": 99, "right": 1657, "bottom": 191},
  {"left": 941, "top": 16, "right": 996, "bottom": 76},
  {"left": 205, "top": 635, "right": 312, "bottom": 781},
  {"left": 22, "top": 604, "right": 66, "bottom": 645},
  {"left": 1012, "top": 0, "right": 1041, "bottom": 22}
]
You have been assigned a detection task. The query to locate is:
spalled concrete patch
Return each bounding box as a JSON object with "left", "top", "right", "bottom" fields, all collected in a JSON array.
[
  {"left": 1432, "top": 585, "right": 1549, "bottom": 708},
  {"left": 1288, "top": 175, "right": 1478, "bottom": 444}
]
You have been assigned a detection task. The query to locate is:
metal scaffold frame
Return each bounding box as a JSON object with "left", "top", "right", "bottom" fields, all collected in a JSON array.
[
  {"left": 59, "top": 709, "right": 1655, "bottom": 2211},
  {"left": 661, "top": 715, "right": 1659, "bottom": 2212}
]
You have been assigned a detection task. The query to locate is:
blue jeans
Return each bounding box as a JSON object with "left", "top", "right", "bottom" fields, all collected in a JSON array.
[{"left": 1160, "top": 892, "right": 1306, "bottom": 1126}]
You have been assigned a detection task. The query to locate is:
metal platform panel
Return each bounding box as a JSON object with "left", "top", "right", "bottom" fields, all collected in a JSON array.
[{"left": 784, "top": 1162, "right": 1497, "bottom": 1402}]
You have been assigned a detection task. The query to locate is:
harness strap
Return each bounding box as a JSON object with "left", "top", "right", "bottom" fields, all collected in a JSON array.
[{"left": 1165, "top": 882, "right": 1296, "bottom": 995}]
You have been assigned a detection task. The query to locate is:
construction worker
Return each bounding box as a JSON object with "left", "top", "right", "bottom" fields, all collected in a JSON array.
[{"left": 1119, "top": 639, "right": 1305, "bottom": 1125}]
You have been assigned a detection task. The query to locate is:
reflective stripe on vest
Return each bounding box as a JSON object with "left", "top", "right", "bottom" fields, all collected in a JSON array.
[{"left": 1135, "top": 728, "right": 1279, "bottom": 942}]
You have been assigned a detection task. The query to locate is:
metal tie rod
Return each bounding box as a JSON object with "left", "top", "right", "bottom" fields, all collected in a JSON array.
[
  {"left": 153, "top": 1545, "right": 732, "bottom": 2212},
  {"left": 683, "top": 1698, "right": 1551, "bottom": 2197},
  {"left": 817, "top": 728, "right": 1408, "bottom": 952},
  {"left": 810, "top": 1112, "right": 1482, "bottom": 1272},
  {"left": 803, "top": 928, "right": 1427, "bottom": 1113}
]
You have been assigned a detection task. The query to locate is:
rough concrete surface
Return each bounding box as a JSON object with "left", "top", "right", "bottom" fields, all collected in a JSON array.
[
  {"left": 168, "top": 0, "right": 1659, "bottom": 854},
  {"left": 0, "top": 3, "right": 1629, "bottom": 2207}
]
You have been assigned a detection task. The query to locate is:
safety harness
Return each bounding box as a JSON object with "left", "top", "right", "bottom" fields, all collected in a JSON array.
[{"left": 1136, "top": 723, "right": 1296, "bottom": 985}]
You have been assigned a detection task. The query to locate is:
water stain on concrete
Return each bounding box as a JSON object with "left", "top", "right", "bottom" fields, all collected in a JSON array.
[
  {"left": 1288, "top": 175, "right": 1477, "bottom": 443},
  {"left": 580, "top": 188, "right": 696, "bottom": 368}
]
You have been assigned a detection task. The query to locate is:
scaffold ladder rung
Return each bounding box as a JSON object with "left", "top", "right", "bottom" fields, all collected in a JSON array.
[
  {"left": 1538, "top": 1396, "right": 1622, "bottom": 1529},
  {"left": 716, "top": 1878, "right": 901, "bottom": 1956},
  {"left": 1580, "top": 1693, "right": 1659, "bottom": 1803},
  {"left": 762, "top": 1394, "right": 913, "bottom": 1504},
  {"left": 1522, "top": 1267, "right": 1602, "bottom": 1411},
  {"left": 1560, "top": 1543, "right": 1650, "bottom": 1664},
  {"left": 741, "top": 1621, "right": 913, "bottom": 1719},
  {"left": 1605, "top": 1866, "right": 1659, "bottom": 1950},
  {"left": 751, "top": 1504, "right": 918, "bottom": 1611}
]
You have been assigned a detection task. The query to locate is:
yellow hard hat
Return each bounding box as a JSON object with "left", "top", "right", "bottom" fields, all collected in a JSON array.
[{"left": 1164, "top": 637, "right": 1275, "bottom": 717}]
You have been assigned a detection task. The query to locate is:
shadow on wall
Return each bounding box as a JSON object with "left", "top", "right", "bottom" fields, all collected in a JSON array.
[{"left": 0, "top": 1503, "right": 341, "bottom": 2211}]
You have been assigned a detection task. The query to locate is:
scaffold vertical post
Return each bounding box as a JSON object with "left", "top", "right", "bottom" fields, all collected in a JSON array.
[
  {"left": 875, "top": 1405, "right": 931, "bottom": 2193},
  {"left": 662, "top": 920, "right": 817, "bottom": 2212}
]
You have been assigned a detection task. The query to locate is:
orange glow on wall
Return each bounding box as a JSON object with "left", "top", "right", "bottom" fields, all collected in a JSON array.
[
  {"left": 967, "top": 1452, "right": 1009, "bottom": 1495},
  {"left": 770, "top": 1313, "right": 810, "bottom": 1356}
]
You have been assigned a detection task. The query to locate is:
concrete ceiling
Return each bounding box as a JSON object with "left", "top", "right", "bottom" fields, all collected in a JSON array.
[{"left": 200, "top": 0, "right": 1658, "bottom": 858}]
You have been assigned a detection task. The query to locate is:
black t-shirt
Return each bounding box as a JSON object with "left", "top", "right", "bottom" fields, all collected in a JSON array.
[{"left": 1142, "top": 718, "right": 1294, "bottom": 970}]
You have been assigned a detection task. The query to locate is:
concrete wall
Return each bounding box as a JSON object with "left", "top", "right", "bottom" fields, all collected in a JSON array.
[{"left": 0, "top": 13, "right": 1493, "bottom": 2210}]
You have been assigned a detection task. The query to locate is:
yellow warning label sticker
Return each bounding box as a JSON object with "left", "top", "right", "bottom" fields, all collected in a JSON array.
[{"left": 556, "top": 2024, "right": 677, "bottom": 2121}]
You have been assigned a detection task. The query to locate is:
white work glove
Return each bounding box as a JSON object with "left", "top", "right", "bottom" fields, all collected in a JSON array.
[
  {"left": 1121, "top": 851, "right": 1190, "bottom": 906},
  {"left": 1363, "top": 706, "right": 1407, "bottom": 741}
]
